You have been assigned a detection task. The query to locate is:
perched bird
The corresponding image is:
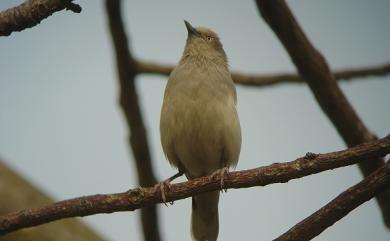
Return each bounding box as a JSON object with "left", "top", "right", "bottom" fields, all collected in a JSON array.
[{"left": 160, "top": 20, "right": 241, "bottom": 241}]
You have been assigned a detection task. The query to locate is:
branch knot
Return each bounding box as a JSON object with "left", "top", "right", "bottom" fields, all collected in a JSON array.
[
  {"left": 127, "top": 188, "right": 145, "bottom": 205},
  {"left": 304, "top": 152, "right": 319, "bottom": 160}
]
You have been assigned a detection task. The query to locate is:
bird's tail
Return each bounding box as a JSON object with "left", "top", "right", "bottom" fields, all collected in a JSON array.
[{"left": 191, "top": 191, "right": 220, "bottom": 241}]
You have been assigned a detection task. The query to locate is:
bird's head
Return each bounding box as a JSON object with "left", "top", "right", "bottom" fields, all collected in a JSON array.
[{"left": 183, "top": 20, "right": 227, "bottom": 64}]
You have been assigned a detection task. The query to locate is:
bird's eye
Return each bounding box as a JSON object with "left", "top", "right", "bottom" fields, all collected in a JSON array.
[{"left": 206, "top": 36, "right": 213, "bottom": 42}]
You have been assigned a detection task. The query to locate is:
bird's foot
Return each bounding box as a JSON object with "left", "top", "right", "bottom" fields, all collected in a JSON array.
[
  {"left": 154, "top": 170, "right": 184, "bottom": 206},
  {"left": 154, "top": 180, "right": 172, "bottom": 206},
  {"left": 210, "top": 167, "right": 230, "bottom": 192}
]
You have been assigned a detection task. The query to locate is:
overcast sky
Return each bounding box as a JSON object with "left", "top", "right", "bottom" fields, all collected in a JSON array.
[{"left": 1, "top": 1, "right": 389, "bottom": 241}]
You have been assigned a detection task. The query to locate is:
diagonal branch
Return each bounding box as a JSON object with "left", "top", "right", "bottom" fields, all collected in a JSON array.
[
  {"left": 274, "top": 161, "right": 390, "bottom": 241},
  {"left": 0, "top": 135, "right": 389, "bottom": 235},
  {"left": 105, "top": 1, "right": 161, "bottom": 241},
  {"left": 0, "top": 0, "right": 81, "bottom": 36},
  {"left": 255, "top": 0, "right": 390, "bottom": 227},
  {"left": 136, "top": 60, "right": 390, "bottom": 87}
]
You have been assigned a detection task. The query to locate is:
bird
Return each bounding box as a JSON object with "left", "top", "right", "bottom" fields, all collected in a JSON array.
[{"left": 159, "top": 20, "right": 241, "bottom": 241}]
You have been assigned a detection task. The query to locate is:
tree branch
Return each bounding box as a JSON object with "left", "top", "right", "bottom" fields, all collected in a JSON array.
[
  {"left": 1, "top": 136, "right": 389, "bottom": 235},
  {"left": 274, "top": 161, "right": 390, "bottom": 241},
  {"left": 135, "top": 60, "right": 390, "bottom": 87},
  {"left": 255, "top": 0, "right": 390, "bottom": 227},
  {"left": 0, "top": 0, "right": 81, "bottom": 36},
  {"left": 105, "top": 1, "right": 161, "bottom": 241}
]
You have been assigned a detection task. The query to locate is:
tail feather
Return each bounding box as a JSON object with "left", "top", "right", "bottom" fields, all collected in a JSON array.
[{"left": 191, "top": 191, "right": 220, "bottom": 241}]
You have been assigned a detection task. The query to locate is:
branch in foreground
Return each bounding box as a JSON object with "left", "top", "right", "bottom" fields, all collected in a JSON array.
[
  {"left": 0, "top": 0, "right": 81, "bottom": 36},
  {"left": 256, "top": 0, "right": 390, "bottom": 227},
  {"left": 1, "top": 136, "right": 389, "bottom": 235},
  {"left": 274, "top": 161, "right": 390, "bottom": 241},
  {"left": 135, "top": 60, "right": 390, "bottom": 87},
  {"left": 105, "top": 1, "right": 161, "bottom": 241}
]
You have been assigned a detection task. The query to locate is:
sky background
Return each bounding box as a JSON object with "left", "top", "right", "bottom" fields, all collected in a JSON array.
[{"left": 1, "top": 0, "right": 390, "bottom": 241}]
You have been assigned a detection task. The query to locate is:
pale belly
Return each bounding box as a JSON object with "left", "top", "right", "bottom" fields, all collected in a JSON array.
[{"left": 160, "top": 97, "right": 240, "bottom": 178}]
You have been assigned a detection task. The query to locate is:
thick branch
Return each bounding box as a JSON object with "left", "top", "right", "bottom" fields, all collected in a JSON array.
[
  {"left": 105, "top": 1, "right": 161, "bottom": 241},
  {"left": 1, "top": 136, "right": 389, "bottom": 235},
  {"left": 274, "top": 161, "right": 390, "bottom": 241},
  {"left": 0, "top": 0, "right": 81, "bottom": 36},
  {"left": 256, "top": 0, "right": 390, "bottom": 227},
  {"left": 136, "top": 61, "right": 390, "bottom": 87}
]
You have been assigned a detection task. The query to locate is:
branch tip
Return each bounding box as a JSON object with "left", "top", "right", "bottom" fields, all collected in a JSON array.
[
  {"left": 0, "top": 0, "right": 83, "bottom": 36},
  {"left": 63, "top": 1, "right": 82, "bottom": 13}
]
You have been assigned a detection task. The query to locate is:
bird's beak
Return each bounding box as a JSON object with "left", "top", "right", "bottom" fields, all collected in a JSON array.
[{"left": 184, "top": 20, "right": 201, "bottom": 37}]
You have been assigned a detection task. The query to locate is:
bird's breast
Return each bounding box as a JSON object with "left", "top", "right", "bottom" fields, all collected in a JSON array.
[{"left": 160, "top": 62, "right": 240, "bottom": 177}]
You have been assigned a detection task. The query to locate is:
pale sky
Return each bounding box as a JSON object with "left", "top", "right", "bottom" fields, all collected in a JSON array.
[{"left": 1, "top": 1, "right": 389, "bottom": 241}]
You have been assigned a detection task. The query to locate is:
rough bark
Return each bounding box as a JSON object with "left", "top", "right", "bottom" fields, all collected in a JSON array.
[
  {"left": 0, "top": 0, "right": 81, "bottom": 36},
  {"left": 1, "top": 136, "right": 389, "bottom": 235}
]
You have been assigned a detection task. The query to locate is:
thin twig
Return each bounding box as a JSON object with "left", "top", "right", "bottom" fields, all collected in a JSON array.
[
  {"left": 0, "top": 0, "right": 81, "bottom": 36},
  {"left": 255, "top": 0, "right": 390, "bottom": 227},
  {"left": 1, "top": 136, "right": 389, "bottom": 235},
  {"left": 135, "top": 60, "right": 390, "bottom": 87},
  {"left": 105, "top": 1, "right": 161, "bottom": 241}
]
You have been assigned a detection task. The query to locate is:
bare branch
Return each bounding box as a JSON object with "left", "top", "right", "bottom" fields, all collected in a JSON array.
[
  {"left": 0, "top": 0, "right": 81, "bottom": 36},
  {"left": 105, "top": 1, "right": 161, "bottom": 241},
  {"left": 1, "top": 136, "right": 389, "bottom": 235},
  {"left": 333, "top": 63, "right": 390, "bottom": 81},
  {"left": 255, "top": 0, "right": 390, "bottom": 227},
  {"left": 135, "top": 60, "right": 390, "bottom": 87},
  {"left": 274, "top": 161, "right": 390, "bottom": 241}
]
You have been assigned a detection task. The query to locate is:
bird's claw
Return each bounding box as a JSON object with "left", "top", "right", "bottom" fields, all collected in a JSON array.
[
  {"left": 155, "top": 170, "right": 184, "bottom": 206},
  {"left": 210, "top": 167, "right": 230, "bottom": 192},
  {"left": 154, "top": 180, "right": 172, "bottom": 206}
]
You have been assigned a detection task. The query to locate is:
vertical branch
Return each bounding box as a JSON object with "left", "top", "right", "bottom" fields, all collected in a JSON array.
[
  {"left": 105, "top": 1, "right": 162, "bottom": 241},
  {"left": 255, "top": 0, "right": 390, "bottom": 227}
]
